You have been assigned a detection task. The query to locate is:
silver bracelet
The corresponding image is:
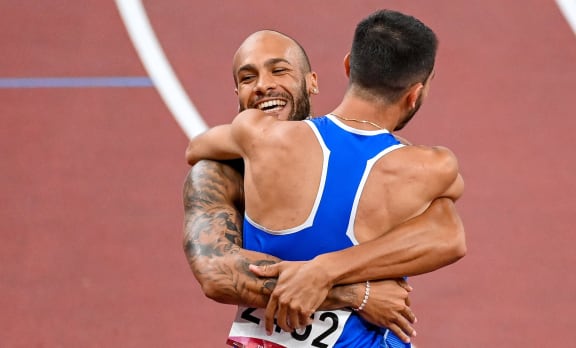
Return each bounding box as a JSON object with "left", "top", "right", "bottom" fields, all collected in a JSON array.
[{"left": 353, "top": 280, "right": 370, "bottom": 312}]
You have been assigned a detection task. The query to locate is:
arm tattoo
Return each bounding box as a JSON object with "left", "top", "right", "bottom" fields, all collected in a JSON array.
[
  {"left": 182, "top": 160, "right": 355, "bottom": 309},
  {"left": 183, "top": 160, "right": 279, "bottom": 307}
]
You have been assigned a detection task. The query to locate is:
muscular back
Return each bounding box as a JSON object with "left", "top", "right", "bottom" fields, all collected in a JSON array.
[
  {"left": 241, "top": 119, "right": 323, "bottom": 231},
  {"left": 355, "top": 145, "right": 462, "bottom": 242},
  {"left": 235, "top": 111, "right": 462, "bottom": 240}
]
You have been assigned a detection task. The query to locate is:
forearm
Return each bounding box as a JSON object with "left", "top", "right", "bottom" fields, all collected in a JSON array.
[
  {"left": 319, "top": 284, "right": 361, "bottom": 310},
  {"left": 184, "top": 220, "right": 280, "bottom": 308},
  {"left": 317, "top": 197, "right": 466, "bottom": 285},
  {"left": 185, "top": 125, "right": 241, "bottom": 165},
  {"left": 186, "top": 229, "right": 360, "bottom": 310},
  {"left": 183, "top": 161, "right": 362, "bottom": 309}
]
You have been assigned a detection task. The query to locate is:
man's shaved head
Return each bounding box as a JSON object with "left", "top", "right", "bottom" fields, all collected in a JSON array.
[
  {"left": 232, "top": 30, "right": 318, "bottom": 121},
  {"left": 233, "top": 30, "right": 312, "bottom": 84}
]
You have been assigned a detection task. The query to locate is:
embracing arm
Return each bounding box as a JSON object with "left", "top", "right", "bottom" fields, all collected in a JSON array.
[
  {"left": 251, "top": 197, "right": 465, "bottom": 334},
  {"left": 319, "top": 146, "right": 466, "bottom": 284},
  {"left": 185, "top": 125, "right": 240, "bottom": 166},
  {"left": 185, "top": 109, "right": 272, "bottom": 166},
  {"left": 319, "top": 197, "right": 466, "bottom": 284},
  {"left": 182, "top": 160, "right": 371, "bottom": 309},
  {"left": 253, "top": 197, "right": 465, "bottom": 286},
  {"left": 183, "top": 160, "right": 279, "bottom": 308},
  {"left": 184, "top": 151, "right": 418, "bottom": 340}
]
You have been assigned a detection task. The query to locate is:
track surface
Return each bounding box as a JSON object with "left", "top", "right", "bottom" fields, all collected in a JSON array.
[{"left": 2, "top": 1, "right": 576, "bottom": 346}]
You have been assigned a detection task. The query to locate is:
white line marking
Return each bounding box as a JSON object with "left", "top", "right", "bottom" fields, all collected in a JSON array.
[
  {"left": 115, "top": 0, "right": 207, "bottom": 139},
  {"left": 556, "top": 0, "right": 576, "bottom": 36}
]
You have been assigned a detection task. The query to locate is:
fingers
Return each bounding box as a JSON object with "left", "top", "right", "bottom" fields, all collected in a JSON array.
[
  {"left": 390, "top": 305, "right": 418, "bottom": 343},
  {"left": 264, "top": 296, "right": 278, "bottom": 335},
  {"left": 387, "top": 322, "right": 416, "bottom": 344},
  {"left": 275, "top": 302, "right": 311, "bottom": 333},
  {"left": 404, "top": 301, "right": 416, "bottom": 323},
  {"left": 397, "top": 278, "right": 413, "bottom": 292},
  {"left": 276, "top": 304, "right": 292, "bottom": 333},
  {"left": 249, "top": 263, "right": 280, "bottom": 277},
  {"left": 265, "top": 298, "right": 315, "bottom": 334},
  {"left": 397, "top": 279, "right": 414, "bottom": 309},
  {"left": 287, "top": 309, "right": 299, "bottom": 333},
  {"left": 299, "top": 310, "right": 314, "bottom": 328}
]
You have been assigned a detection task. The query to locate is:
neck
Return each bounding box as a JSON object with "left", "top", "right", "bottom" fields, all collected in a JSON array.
[
  {"left": 329, "top": 113, "right": 385, "bottom": 130},
  {"left": 330, "top": 94, "right": 399, "bottom": 131}
]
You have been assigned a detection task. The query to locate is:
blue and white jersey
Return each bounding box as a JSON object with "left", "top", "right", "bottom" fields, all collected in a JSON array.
[{"left": 228, "top": 115, "right": 409, "bottom": 348}]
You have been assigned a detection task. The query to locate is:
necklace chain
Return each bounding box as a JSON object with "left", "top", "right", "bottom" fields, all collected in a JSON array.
[{"left": 329, "top": 113, "right": 384, "bottom": 130}]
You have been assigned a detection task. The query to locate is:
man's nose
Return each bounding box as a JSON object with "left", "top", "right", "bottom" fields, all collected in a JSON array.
[{"left": 254, "top": 73, "right": 277, "bottom": 94}]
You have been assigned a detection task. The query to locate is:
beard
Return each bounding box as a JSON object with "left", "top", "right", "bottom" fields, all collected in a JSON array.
[
  {"left": 394, "top": 92, "right": 423, "bottom": 131},
  {"left": 290, "top": 80, "right": 312, "bottom": 121},
  {"left": 239, "top": 80, "right": 311, "bottom": 121}
]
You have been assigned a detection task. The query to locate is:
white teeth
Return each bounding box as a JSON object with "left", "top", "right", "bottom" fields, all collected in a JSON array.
[
  {"left": 262, "top": 105, "right": 283, "bottom": 113},
  {"left": 257, "top": 99, "right": 287, "bottom": 110}
]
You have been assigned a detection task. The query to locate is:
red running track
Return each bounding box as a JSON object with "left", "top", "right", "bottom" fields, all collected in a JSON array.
[{"left": 1, "top": 1, "right": 576, "bottom": 346}]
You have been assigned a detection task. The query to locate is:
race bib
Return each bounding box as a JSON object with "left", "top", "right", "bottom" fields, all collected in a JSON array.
[{"left": 227, "top": 306, "right": 352, "bottom": 348}]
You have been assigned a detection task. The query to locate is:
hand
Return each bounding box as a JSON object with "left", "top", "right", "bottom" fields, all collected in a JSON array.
[
  {"left": 357, "top": 278, "right": 417, "bottom": 343},
  {"left": 249, "top": 260, "right": 333, "bottom": 334}
]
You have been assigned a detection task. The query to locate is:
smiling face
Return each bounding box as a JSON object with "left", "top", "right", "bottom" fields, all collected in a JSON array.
[{"left": 232, "top": 31, "right": 317, "bottom": 121}]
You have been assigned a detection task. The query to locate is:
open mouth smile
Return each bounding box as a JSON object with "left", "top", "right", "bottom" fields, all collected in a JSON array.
[{"left": 255, "top": 99, "right": 287, "bottom": 113}]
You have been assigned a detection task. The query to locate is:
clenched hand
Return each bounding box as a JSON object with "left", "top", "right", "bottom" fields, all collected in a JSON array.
[{"left": 357, "top": 278, "right": 416, "bottom": 343}]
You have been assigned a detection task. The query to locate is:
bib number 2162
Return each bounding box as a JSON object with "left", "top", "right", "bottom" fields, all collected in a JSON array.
[{"left": 232, "top": 307, "right": 346, "bottom": 348}]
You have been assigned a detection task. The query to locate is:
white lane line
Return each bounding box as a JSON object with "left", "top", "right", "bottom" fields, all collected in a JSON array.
[
  {"left": 557, "top": 0, "right": 576, "bottom": 36},
  {"left": 115, "top": 0, "right": 207, "bottom": 139}
]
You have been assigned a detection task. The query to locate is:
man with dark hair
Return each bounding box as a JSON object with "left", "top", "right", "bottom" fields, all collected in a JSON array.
[
  {"left": 184, "top": 13, "right": 465, "bottom": 346},
  {"left": 348, "top": 10, "right": 437, "bottom": 131}
]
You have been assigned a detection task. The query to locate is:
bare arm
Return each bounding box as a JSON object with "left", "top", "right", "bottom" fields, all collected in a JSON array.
[
  {"left": 183, "top": 159, "right": 278, "bottom": 308},
  {"left": 184, "top": 119, "right": 425, "bottom": 339},
  {"left": 251, "top": 197, "right": 465, "bottom": 334},
  {"left": 319, "top": 197, "right": 466, "bottom": 284},
  {"left": 253, "top": 197, "right": 465, "bottom": 283},
  {"left": 317, "top": 145, "right": 466, "bottom": 284},
  {"left": 185, "top": 125, "right": 241, "bottom": 166},
  {"left": 185, "top": 109, "right": 272, "bottom": 166},
  {"left": 183, "top": 159, "right": 380, "bottom": 310}
]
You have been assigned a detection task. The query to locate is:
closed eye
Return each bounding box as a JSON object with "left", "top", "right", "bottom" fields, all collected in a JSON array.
[{"left": 239, "top": 75, "right": 255, "bottom": 83}]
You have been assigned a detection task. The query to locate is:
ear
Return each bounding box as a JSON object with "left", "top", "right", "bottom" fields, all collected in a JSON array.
[
  {"left": 406, "top": 83, "right": 423, "bottom": 109},
  {"left": 234, "top": 87, "right": 238, "bottom": 96},
  {"left": 307, "top": 71, "right": 319, "bottom": 95},
  {"left": 344, "top": 53, "right": 351, "bottom": 77}
]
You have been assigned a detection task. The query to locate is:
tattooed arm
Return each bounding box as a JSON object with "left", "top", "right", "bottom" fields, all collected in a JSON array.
[
  {"left": 183, "top": 159, "right": 363, "bottom": 309},
  {"left": 183, "top": 159, "right": 417, "bottom": 338},
  {"left": 183, "top": 159, "right": 276, "bottom": 308}
]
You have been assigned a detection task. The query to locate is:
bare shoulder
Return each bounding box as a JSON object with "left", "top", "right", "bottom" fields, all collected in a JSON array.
[
  {"left": 232, "top": 109, "right": 275, "bottom": 131},
  {"left": 388, "top": 144, "right": 460, "bottom": 177},
  {"left": 233, "top": 110, "right": 308, "bottom": 148},
  {"left": 408, "top": 144, "right": 458, "bottom": 162},
  {"left": 231, "top": 109, "right": 283, "bottom": 144}
]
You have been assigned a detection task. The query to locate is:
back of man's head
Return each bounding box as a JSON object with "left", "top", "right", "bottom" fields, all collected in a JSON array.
[{"left": 349, "top": 9, "right": 438, "bottom": 102}]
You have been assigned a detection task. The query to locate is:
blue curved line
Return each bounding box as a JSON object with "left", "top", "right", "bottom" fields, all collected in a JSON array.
[{"left": 0, "top": 77, "right": 153, "bottom": 88}]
